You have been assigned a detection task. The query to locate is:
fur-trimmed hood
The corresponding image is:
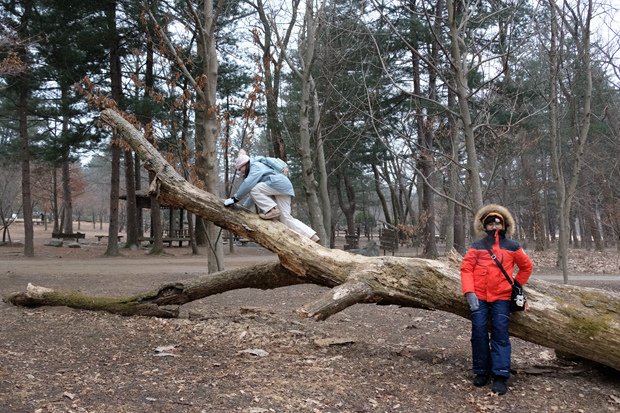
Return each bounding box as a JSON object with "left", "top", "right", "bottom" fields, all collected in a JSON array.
[{"left": 473, "top": 204, "right": 515, "bottom": 237}]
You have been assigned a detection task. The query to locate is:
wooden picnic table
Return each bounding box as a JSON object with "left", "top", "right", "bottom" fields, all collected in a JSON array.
[
  {"left": 138, "top": 236, "right": 190, "bottom": 247},
  {"left": 95, "top": 235, "right": 124, "bottom": 242},
  {"left": 51, "top": 232, "right": 85, "bottom": 242}
]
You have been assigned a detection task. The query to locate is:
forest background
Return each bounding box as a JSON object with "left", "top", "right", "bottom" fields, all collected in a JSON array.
[{"left": 1, "top": 0, "right": 619, "bottom": 281}]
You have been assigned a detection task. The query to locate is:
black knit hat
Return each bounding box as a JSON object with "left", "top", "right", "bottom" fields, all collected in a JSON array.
[{"left": 481, "top": 211, "right": 504, "bottom": 227}]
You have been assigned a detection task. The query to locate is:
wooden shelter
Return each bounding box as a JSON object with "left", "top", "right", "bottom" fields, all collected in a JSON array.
[{"left": 120, "top": 189, "right": 190, "bottom": 246}]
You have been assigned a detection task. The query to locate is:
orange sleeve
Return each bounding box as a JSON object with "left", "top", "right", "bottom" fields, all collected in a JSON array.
[
  {"left": 513, "top": 248, "right": 533, "bottom": 286},
  {"left": 460, "top": 248, "right": 477, "bottom": 295}
]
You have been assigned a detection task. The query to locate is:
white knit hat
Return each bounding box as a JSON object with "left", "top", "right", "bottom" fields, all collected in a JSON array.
[{"left": 235, "top": 150, "right": 250, "bottom": 170}]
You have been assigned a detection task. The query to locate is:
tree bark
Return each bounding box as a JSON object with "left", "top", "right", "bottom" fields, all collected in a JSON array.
[
  {"left": 196, "top": 0, "right": 224, "bottom": 272},
  {"left": 143, "top": 30, "right": 164, "bottom": 255},
  {"left": 372, "top": 164, "right": 391, "bottom": 226},
  {"left": 313, "top": 86, "right": 332, "bottom": 245},
  {"left": 61, "top": 86, "right": 73, "bottom": 236},
  {"left": 6, "top": 263, "right": 305, "bottom": 318},
  {"left": 104, "top": 0, "right": 122, "bottom": 257},
  {"left": 521, "top": 150, "right": 546, "bottom": 251},
  {"left": 336, "top": 171, "right": 356, "bottom": 239},
  {"left": 7, "top": 108, "right": 620, "bottom": 373},
  {"left": 17, "top": 0, "right": 34, "bottom": 257},
  {"left": 292, "top": 0, "right": 327, "bottom": 244},
  {"left": 124, "top": 149, "right": 139, "bottom": 248},
  {"left": 548, "top": 0, "right": 594, "bottom": 282}
]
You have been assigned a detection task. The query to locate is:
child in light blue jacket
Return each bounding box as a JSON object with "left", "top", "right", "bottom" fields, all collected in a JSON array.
[{"left": 224, "top": 150, "right": 319, "bottom": 243}]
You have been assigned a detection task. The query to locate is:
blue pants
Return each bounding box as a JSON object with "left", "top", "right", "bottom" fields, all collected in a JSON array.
[{"left": 470, "top": 299, "right": 511, "bottom": 378}]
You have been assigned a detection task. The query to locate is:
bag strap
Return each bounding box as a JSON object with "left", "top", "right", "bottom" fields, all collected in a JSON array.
[{"left": 483, "top": 241, "right": 514, "bottom": 286}]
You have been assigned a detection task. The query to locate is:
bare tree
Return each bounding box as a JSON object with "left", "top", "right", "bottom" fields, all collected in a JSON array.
[
  {"left": 9, "top": 0, "right": 35, "bottom": 256},
  {"left": 147, "top": 0, "right": 225, "bottom": 270},
  {"left": 0, "top": 162, "right": 21, "bottom": 244},
  {"left": 283, "top": 0, "right": 329, "bottom": 244},
  {"left": 104, "top": 0, "right": 123, "bottom": 257},
  {"left": 246, "top": 0, "right": 300, "bottom": 160},
  {"left": 446, "top": 0, "right": 484, "bottom": 212},
  {"left": 547, "top": 0, "right": 594, "bottom": 283}
]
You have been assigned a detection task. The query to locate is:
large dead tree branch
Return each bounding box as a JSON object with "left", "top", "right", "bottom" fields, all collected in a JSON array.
[
  {"left": 5, "top": 263, "right": 305, "bottom": 317},
  {"left": 4, "top": 108, "right": 619, "bottom": 372}
]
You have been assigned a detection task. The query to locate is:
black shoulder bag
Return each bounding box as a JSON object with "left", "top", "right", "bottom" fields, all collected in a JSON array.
[{"left": 485, "top": 245, "right": 527, "bottom": 312}]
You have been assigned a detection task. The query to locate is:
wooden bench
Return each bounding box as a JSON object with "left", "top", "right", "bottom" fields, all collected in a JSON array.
[
  {"left": 343, "top": 234, "right": 360, "bottom": 250},
  {"left": 379, "top": 228, "right": 398, "bottom": 255},
  {"left": 164, "top": 229, "right": 189, "bottom": 238},
  {"left": 95, "top": 235, "right": 124, "bottom": 242},
  {"left": 139, "top": 237, "right": 190, "bottom": 247},
  {"left": 52, "top": 232, "right": 86, "bottom": 242}
]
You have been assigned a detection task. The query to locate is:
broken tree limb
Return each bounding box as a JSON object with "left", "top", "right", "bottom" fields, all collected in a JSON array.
[
  {"left": 298, "top": 281, "right": 375, "bottom": 320},
  {"left": 4, "top": 263, "right": 305, "bottom": 317},
  {"left": 6, "top": 283, "right": 179, "bottom": 318},
  {"left": 5, "top": 107, "right": 619, "bottom": 372}
]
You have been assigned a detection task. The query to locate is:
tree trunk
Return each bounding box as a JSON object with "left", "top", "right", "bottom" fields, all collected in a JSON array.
[
  {"left": 52, "top": 168, "right": 60, "bottom": 234},
  {"left": 444, "top": 114, "right": 458, "bottom": 254},
  {"left": 6, "top": 262, "right": 304, "bottom": 318},
  {"left": 413, "top": 0, "right": 440, "bottom": 259},
  {"left": 124, "top": 149, "right": 139, "bottom": 248},
  {"left": 179, "top": 92, "right": 199, "bottom": 256},
  {"left": 336, "top": 172, "right": 356, "bottom": 238},
  {"left": 143, "top": 30, "right": 164, "bottom": 255},
  {"left": 548, "top": 0, "right": 594, "bottom": 282},
  {"left": 19, "top": 73, "right": 34, "bottom": 257},
  {"left": 453, "top": 204, "right": 466, "bottom": 254},
  {"left": 313, "top": 88, "right": 331, "bottom": 245},
  {"left": 521, "top": 150, "right": 545, "bottom": 251},
  {"left": 61, "top": 156, "right": 73, "bottom": 234},
  {"left": 372, "top": 164, "right": 391, "bottom": 226},
  {"left": 18, "top": 1, "right": 34, "bottom": 257},
  {"left": 104, "top": 0, "right": 122, "bottom": 257},
  {"left": 61, "top": 86, "right": 73, "bottom": 236},
  {"left": 295, "top": 1, "right": 326, "bottom": 243},
  {"left": 447, "top": 85, "right": 464, "bottom": 254},
  {"left": 447, "top": 0, "right": 483, "bottom": 212},
  {"left": 10, "top": 109, "right": 600, "bottom": 373},
  {"left": 197, "top": 0, "right": 224, "bottom": 272},
  {"left": 585, "top": 193, "right": 603, "bottom": 251}
]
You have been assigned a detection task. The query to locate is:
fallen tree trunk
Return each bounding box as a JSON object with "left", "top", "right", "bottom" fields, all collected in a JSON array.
[
  {"left": 5, "top": 108, "right": 619, "bottom": 371},
  {"left": 4, "top": 263, "right": 305, "bottom": 317}
]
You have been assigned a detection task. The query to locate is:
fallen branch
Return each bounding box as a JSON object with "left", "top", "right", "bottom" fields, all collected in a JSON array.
[{"left": 4, "top": 263, "right": 306, "bottom": 317}]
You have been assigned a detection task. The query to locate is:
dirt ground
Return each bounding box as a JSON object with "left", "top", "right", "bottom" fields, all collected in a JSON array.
[{"left": 1, "top": 223, "right": 619, "bottom": 413}]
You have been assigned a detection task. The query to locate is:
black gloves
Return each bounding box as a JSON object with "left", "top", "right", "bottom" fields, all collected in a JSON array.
[{"left": 465, "top": 292, "right": 480, "bottom": 311}]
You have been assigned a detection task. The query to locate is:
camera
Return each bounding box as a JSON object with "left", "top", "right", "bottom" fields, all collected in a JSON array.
[{"left": 515, "top": 293, "right": 524, "bottom": 307}]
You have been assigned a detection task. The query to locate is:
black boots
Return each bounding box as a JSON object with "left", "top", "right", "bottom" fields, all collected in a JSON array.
[
  {"left": 473, "top": 374, "right": 508, "bottom": 395},
  {"left": 473, "top": 374, "right": 490, "bottom": 387},
  {"left": 491, "top": 376, "right": 508, "bottom": 395}
]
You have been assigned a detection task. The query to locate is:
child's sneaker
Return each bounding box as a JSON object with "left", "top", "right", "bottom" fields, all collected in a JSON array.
[{"left": 259, "top": 207, "right": 280, "bottom": 220}]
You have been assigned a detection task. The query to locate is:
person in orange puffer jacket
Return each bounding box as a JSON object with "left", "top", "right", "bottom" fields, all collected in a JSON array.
[{"left": 460, "top": 204, "right": 533, "bottom": 395}]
